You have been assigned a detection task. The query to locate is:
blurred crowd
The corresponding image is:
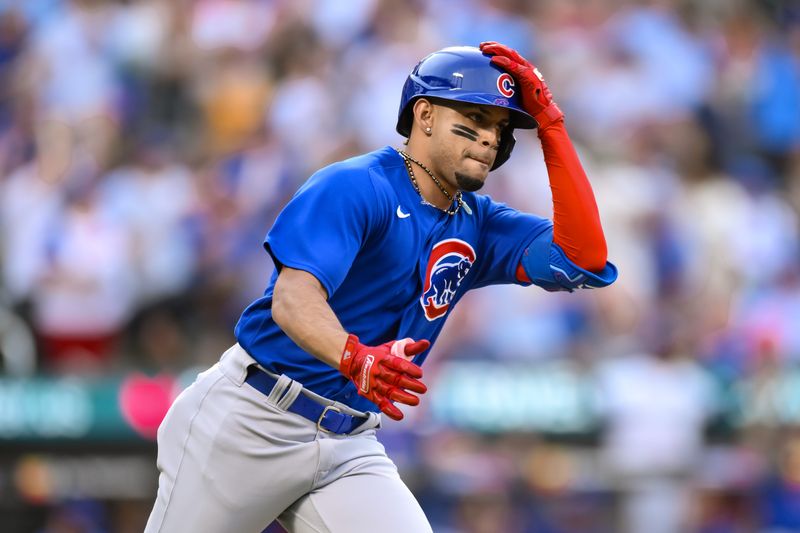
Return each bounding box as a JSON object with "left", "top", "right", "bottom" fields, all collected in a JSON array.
[{"left": 1, "top": 0, "right": 800, "bottom": 531}]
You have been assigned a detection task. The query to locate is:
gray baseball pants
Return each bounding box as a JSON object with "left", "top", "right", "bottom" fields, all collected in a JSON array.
[{"left": 144, "top": 344, "right": 432, "bottom": 533}]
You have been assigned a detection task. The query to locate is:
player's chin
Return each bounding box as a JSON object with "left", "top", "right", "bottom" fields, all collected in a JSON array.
[
  {"left": 454, "top": 170, "right": 486, "bottom": 192},
  {"left": 454, "top": 159, "right": 488, "bottom": 190}
]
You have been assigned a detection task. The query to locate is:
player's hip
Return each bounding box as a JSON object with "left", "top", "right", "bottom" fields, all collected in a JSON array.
[{"left": 219, "top": 343, "right": 381, "bottom": 436}]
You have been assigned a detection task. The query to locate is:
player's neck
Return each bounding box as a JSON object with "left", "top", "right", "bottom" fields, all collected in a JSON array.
[{"left": 401, "top": 145, "right": 458, "bottom": 210}]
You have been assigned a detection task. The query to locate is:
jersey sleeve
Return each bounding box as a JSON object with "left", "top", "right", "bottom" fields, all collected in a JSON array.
[
  {"left": 264, "top": 167, "right": 382, "bottom": 298},
  {"left": 520, "top": 232, "right": 618, "bottom": 292},
  {"left": 471, "top": 197, "right": 553, "bottom": 288},
  {"left": 471, "top": 195, "right": 618, "bottom": 292}
]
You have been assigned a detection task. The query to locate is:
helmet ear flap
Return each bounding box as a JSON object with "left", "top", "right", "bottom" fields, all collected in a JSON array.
[
  {"left": 491, "top": 128, "right": 516, "bottom": 171},
  {"left": 397, "top": 105, "right": 413, "bottom": 138}
]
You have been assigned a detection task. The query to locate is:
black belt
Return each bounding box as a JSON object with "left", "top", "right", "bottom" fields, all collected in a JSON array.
[{"left": 244, "top": 366, "right": 367, "bottom": 435}]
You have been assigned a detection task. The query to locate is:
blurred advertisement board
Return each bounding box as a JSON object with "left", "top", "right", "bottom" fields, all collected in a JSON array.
[{"left": 0, "top": 363, "right": 798, "bottom": 442}]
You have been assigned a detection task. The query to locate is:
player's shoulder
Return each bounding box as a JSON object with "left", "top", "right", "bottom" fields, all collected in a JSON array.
[
  {"left": 460, "top": 192, "right": 551, "bottom": 233},
  {"left": 309, "top": 147, "right": 399, "bottom": 190},
  {"left": 316, "top": 147, "right": 402, "bottom": 204},
  {"left": 313, "top": 146, "right": 398, "bottom": 176},
  {"left": 461, "top": 191, "right": 510, "bottom": 218},
  {"left": 296, "top": 147, "right": 398, "bottom": 216}
]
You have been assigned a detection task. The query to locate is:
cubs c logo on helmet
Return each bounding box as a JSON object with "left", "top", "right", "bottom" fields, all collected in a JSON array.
[
  {"left": 420, "top": 239, "right": 476, "bottom": 321},
  {"left": 497, "top": 73, "right": 515, "bottom": 97}
]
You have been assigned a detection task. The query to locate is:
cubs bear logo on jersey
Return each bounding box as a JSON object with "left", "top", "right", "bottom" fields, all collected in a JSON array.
[{"left": 420, "top": 239, "right": 476, "bottom": 321}]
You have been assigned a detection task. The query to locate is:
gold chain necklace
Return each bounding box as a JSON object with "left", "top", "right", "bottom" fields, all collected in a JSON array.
[{"left": 398, "top": 150, "right": 463, "bottom": 216}]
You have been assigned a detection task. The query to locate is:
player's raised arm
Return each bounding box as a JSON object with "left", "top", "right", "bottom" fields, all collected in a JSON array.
[
  {"left": 480, "top": 41, "right": 610, "bottom": 276},
  {"left": 272, "top": 266, "right": 428, "bottom": 421}
]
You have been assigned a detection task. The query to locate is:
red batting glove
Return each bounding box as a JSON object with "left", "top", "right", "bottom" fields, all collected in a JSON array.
[
  {"left": 480, "top": 41, "right": 564, "bottom": 131},
  {"left": 339, "top": 334, "right": 430, "bottom": 421}
]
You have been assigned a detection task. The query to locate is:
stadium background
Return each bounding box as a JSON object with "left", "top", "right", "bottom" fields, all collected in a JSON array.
[{"left": 1, "top": 0, "right": 799, "bottom": 531}]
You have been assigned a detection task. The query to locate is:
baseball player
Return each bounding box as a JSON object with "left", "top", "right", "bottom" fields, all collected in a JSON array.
[{"left": 145, "top": 42, "right": 617, "bottom": 533}]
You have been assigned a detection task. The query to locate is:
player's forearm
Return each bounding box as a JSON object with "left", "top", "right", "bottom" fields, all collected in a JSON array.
[
  {"left": 272, "top": 267, "right": 348, "bottom": 369},
  {"left": 538, "top": 121, "right": 607, "bottom": 272}
]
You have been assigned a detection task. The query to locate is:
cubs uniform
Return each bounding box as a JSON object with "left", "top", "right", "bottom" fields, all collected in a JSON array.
[
  {"left": 237, "top": 145, "right": 615, "bottom": 410},
  {"left": 146, "top": 44, "right": 617, "bottom": 533}
]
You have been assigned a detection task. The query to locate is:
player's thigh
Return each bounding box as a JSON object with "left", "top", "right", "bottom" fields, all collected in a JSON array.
[
  {"left": 278, "top": 463, "right": 432, "bottom": 533},
  {"left": 147, "top": 366, "right": 317, "bottom": 533},
  {"left": 146, "top": 366, "right": 228, "bottom": 531}
]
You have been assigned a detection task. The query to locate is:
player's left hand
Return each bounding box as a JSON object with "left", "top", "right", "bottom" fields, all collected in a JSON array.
[
  {"left": 480, "top": 41, "right": 564, "bottom": 131},
  {"left": 339, "top": 334, "right": 430, "bottom": 421}
]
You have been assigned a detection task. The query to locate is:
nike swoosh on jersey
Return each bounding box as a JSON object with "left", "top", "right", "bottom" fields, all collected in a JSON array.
[{"left": 396, "top": 206, "right": 411, "bottom": 218}]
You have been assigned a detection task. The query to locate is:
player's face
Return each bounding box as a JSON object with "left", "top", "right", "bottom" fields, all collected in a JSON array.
[{"left": 430, "top": 102, "right": 510, "bottom": 192}]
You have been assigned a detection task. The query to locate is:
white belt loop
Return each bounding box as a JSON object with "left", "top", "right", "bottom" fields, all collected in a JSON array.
[{"left": 275, "top": 380, "right": 303, "bottom": 410}]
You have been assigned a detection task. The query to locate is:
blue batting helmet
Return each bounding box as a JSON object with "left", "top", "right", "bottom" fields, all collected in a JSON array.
[{"left": 396, "top": 46, "right": 537, "bottom": 170}]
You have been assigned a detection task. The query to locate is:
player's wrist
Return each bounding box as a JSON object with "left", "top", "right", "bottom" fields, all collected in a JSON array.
[
  {"left": 339, "top": 333, "right": 361, "bottom": 375},
  {"left": 534, "top": 102, "right": 565, "bottom": 132}
]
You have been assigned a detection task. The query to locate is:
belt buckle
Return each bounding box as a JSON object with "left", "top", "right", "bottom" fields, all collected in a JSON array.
[{"left": 316, "top": 404, "right": 343, "bottom": 433}]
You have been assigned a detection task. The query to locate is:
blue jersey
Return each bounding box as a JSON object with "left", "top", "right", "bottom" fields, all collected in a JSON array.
[{"left": 235, "top": 146, "right": 617, "bottom": 412}]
